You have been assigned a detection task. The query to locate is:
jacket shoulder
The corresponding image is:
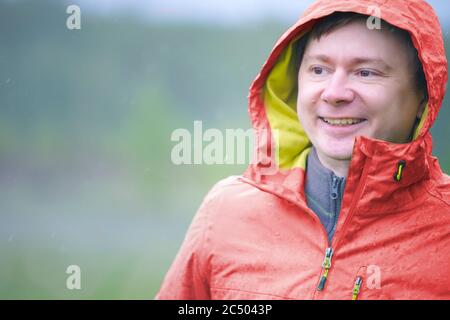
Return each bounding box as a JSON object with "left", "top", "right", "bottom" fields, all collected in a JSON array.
[
  {"left": 155, "top": 176, "right": 271, "bottom": 299},
  {"left": 202, "top": 175, "right": 247, "bottom": 202},
  {"left": 429, "top": 173, "right": 450, "bottom": 208},
  {"left": 200, "top": 175, "right": 283, "bottom": 221}
]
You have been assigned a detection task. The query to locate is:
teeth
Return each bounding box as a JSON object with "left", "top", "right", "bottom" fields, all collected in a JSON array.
[{"left": 322, "top": 118, "right": 365, "bottom": 126}]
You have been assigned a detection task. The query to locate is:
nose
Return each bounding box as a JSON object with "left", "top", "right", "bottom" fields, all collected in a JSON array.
[{"left": 321, "top": 69, "right": 354, "bottom": 106}]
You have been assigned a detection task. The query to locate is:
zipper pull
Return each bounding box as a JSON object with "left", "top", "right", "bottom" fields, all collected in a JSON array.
[
  {"left": 393, "top": 160, "right": 406, "bottom": 182},
  {"left": 317, "top": 247, "right": 333, "bottom": 291},
  {"left": 352, "top": 276, "right": 363, "bottom": 300}
]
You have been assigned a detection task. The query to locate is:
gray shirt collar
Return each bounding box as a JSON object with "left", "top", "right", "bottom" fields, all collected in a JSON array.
[{"left": 305, "top": 147, "right": 346, "bottom": 242}]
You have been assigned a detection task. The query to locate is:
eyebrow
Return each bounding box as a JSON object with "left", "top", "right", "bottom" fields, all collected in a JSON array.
[{"left": 304, "top": 54, "right": 393, "bottom": 71}]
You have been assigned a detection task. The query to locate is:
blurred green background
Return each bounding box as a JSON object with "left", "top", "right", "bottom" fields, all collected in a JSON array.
[{"left": 0, "top": 0, "right": 449, "bottom": 299}]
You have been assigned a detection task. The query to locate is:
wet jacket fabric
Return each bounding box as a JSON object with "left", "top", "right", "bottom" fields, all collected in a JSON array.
[{"left": 156, "top": 0, "right": 450, "bottom": 300}]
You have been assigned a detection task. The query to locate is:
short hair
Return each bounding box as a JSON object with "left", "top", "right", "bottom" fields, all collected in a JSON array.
[{"left": 297, "top": 12, "right": 428, "bottom": 100}]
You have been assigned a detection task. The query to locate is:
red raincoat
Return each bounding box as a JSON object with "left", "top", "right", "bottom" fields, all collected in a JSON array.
[{"left": 157, "top": 0, "right": 449, "bottom": 299}]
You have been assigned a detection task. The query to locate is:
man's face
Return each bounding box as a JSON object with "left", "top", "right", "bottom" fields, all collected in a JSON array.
[{"left": 297, "top": 20, "right": 424, "bottom": 161}]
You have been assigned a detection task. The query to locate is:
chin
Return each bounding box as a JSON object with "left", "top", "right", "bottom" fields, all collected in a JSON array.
[{"left": 318, "top": 142, "right": 354, "bottom": 161}]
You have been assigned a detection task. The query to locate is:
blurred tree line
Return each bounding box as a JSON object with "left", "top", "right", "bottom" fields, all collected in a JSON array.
[{"left": 0, "top": 0, "right": 296, "bottom": 212}]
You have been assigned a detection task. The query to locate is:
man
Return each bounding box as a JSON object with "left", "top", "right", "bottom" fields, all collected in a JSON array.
[{"left": 156, "top": 0, "right": 449, "bottom": 299}]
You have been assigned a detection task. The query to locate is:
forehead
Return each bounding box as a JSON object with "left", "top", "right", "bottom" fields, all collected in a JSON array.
[{"left": 303, "top": 20, "right": 410, "bottom": 67}]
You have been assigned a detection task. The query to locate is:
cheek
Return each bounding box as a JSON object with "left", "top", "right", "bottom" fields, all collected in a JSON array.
[
  {"left": 297, "top": 95, "right": 317, "bottom": 128},
  {"left": 359, "top": 85, "right": 418, "bottom": 141},
  {"left": 358, "top": 86, "right": 396, "bottom": 120},
  {"left": 297, "top": 83, "right": 320, "bottom": 115}
]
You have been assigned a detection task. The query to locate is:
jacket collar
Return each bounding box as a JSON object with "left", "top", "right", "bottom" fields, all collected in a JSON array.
[{"left": 243, "top": 132, "right": 435, "bottom": 214}]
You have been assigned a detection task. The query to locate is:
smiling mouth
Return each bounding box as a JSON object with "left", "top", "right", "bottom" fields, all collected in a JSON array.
[{"left": 320, "top": 117, "right": 367, "bottom": 126}]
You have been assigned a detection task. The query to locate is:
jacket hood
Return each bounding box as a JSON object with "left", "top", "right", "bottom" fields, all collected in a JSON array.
[{"left": 244, "top": 0, "right": 448, "bottom": 206}]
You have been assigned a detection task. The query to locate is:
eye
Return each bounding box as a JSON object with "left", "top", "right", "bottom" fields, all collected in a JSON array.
[
  {"left": 310, "top": 66, "right": 328, "bottom": 75},
  {"left": 357, "top": 69, "right": 378, "bottom": 77},
  {"left": 312, "top": 67, "right": 324, "bottom": 75}
]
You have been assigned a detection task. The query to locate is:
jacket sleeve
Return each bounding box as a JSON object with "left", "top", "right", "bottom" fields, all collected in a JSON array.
[{"left": 155, "top": 193, "right": 212, "bottom": 300}]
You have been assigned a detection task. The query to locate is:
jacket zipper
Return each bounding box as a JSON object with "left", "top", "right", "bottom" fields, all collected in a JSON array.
[
  {"left": 332, "top": 157, "right": 372, "bottom": 249},
  {"left": 317, "top": 247, "right": 333, "bottom": 291},
  {"left": 330, "top": 175, "right": 343, "bottom": 238},
  {"left": 317, "top": 175, "right": 340, "bottom": 291},
  {"left": 313, "top": 156, "right": 372, "bottom": 297}
]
